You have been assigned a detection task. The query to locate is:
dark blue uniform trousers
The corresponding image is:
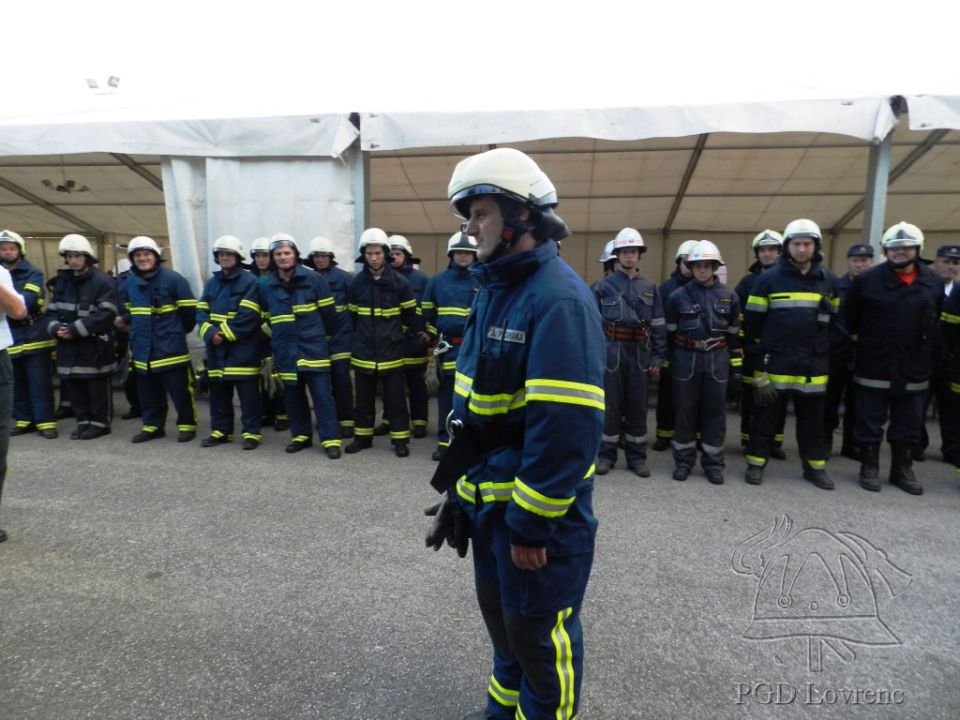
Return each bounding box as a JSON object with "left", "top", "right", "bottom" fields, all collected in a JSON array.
[
  {"left": 330, "top": 359, "right": 354, "bottom": 433},
  {"left": 672, "top": 349, "right": 728, "bottom": 471},
  {"left": 137, "top": 366, "right": 197, "bottom": 432},
  {"left": 283, "top": 372, "right": 341, "bottom": 448},
  {"left": 854, "top": 388, "right": 925, "bottom": 445},
  {"left": 472, "top": 493, "right": 596, "bottom": 720},
  {"left": 209, "top": 378, "right": 262, "bottom": 440},
  {"left": 12, "top": 353, "right": 55, "bottom": 430},
  {"left": 436, "top": 371, "right": 455, "bottom": 447}
]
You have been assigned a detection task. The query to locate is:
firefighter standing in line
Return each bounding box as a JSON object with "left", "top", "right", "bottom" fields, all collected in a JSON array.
[
  {"left": 421, "top": 230, "right": 480, "bottom": 461},
  {"left": 593, "top": 228, "right": 666, "bottom": 477},
  {"left": 249, "top": 236, "right": 288, "bottom": 433},
  {"left": 345, "top": 228, "right": 424, "bottom": 458},
  {"left": 919, "top": 244, "right": 960, "bottom": 463},
  {"left": 823, "top": 244, "right": 874, "bottom": 460},
  {"left": 260, "top": 233, "right": 346, "bottom": 457},
  {"left": 116, "top": 236, "right": 198, "bottom": 443},
  {"left": 0, "top": 260, "right": 27, "bottom": 543},
  {"left": 735, "top": 230, "right": 789, "bottom": 460},
  {"left": 429, "top": 147, "right": 604, "bottom": 720},
  {"left": 112, "top": 259, "right": 141, "bottom": 420},
  {"left": 0, "top": 230, "right": 57, "bottom": 438},
  {"left": 743, "top": 219, "right": 839, "bottom": 490},
  {"left": 46, "top": 234, "right": 118, "bottom": 440},
  {"left": 665, "top": 240, "right": 741, "bottom": 483},
  {"left": 306, "top": 236, "right": 355, "bottom": 439},
  {"left": 846, "top": 222, "right": 940, "bottom": 494},
  {"left": 652, "top": 239, "right": 698, "bottom": 452},
  {"left": 196, "top": 236, "right": 264, "bottom": 450},
  {"left": 374, "top": 235, "right": 433, "bottom": 439}
]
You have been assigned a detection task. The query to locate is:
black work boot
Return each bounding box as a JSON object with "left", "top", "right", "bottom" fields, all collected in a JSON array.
[
  {"left": 344, "top": 437, "right": 372, "bottom": 454},
  {"left": 672, "top": 465, "right": 690, "bottom": 481},
  {"left": 595, "top": 457, "right": 614, "bottom": 475},
  {"left": 858, "top": 443, "right": 881, "bottom": 492},
  {"left": 744, "top": 465, "right": 764, "bottom": 485},
  {"left": 393, "top": 441, "right": 409, "bottom": 458},
  {"left": 802, "top": 463, "right": 834, "bottom": 490},
  {"left": 890, "top": 443, "right": 923, "bottom": 495},
  {"left": 652, "top": 437, "right": 671, "bottom": 452}
]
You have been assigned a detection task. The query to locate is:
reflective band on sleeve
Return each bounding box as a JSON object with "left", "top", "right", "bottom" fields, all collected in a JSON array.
[
  {"left": 524, "top": 378, "right": 604, "bottom": 411},
  {"left": 745, "top": 295, "right": 768, "bottom": 312},
  {"left": 511, "top": 478, "right": 574, "bottom": 518},
  {"left": 941, "top": 312, "right": 960, "bottom": 325},
  {"left": 650, "top": 317, "right": 665, "bottom": 326}
]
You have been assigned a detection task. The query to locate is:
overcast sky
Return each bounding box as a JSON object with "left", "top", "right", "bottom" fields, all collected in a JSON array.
[{"left": 6, "top": 0, "right": 959, "bottom": 122}]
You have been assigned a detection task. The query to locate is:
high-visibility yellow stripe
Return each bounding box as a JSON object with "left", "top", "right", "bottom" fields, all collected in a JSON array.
[
  {"left": 512, "top": 478, "right": 574, "bottom": 518},
  {"left": 487, "top": 675, "right": 519, "bottom": 708},
  {"left": 524, "top": 378, "right": 605, "bottom": 411},
  {"left": 270, "top": 314, "right": 296, "bottom": 324},
  {"left": 239, "top": 298, "right": 260, "bottom": 313},
  {"left": 23, "top": 283, "right": 41, "bottom": 294},
  {"left": 942, "top": 312, "right": 960, "bottom": 325},
  {"left": 437, "top": 307, "right": 471, "bottom": 316},
  {"left": 551, "top": 607, "right": 576, "bottom": 720},
  {"left": 175, "top": 299, "right": 198, "bottom": 307},
  {"left": 297, "top": 358, "right": 332, "bottom": 369}
]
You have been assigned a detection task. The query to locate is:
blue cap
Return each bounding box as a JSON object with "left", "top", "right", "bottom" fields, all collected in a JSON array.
[
  {"left": 847, "top": 244, "right": 874, "bottom": 258},
  {"left": 936, "top": 245, "right": 960, "bottom": 259}
]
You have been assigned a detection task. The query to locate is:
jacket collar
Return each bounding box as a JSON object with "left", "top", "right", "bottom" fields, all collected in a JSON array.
[{"left": 473, "top": 240, "right": 558, "bottom": 287}]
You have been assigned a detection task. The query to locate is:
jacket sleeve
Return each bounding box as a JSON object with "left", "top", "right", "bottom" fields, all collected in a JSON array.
[
  {"left": 506, "top": 298, "right": 605, "bottom": 547},
  {"left": 313, "top": 274, "right": 343, "bottom": 352},
  {"left": 43, "top": 277, "right": 64, "bottom": 337},
  {"left": 844, "top": 275, "right": 862, "bottom": 343},
  {"left": 23, "top": 267, "right": 44, "bottom": 316},
  {"left": 220, "top": 277, "right": 262, "bottom": 343},
  {"left": 196, "top": 282, "right": 215, "bottom": 345},
  {"left": 743, "top": 274, "right": 769, "bottom": 358},
  {"left": 727, "top": 292, "right": 743, "bottom": 356},
  {"left": 174, "top": 274, "right": 198, "bottom": 333},
  {"left": 649, "top": 285, "right": 666, "bottom": 367},
  {"left": 70, "top": 275, "right": 118, "bottom": 338},
  {"left": 421, "top": 277, "right": 438, "bottom": 338},
  {"left": 398, "top": 280, "right": 424, "bottom": 335}
]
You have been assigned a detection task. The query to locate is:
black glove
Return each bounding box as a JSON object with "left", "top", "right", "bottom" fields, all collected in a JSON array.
[{"left": 425, "top": 490, "right": 469, "bottom": 558}]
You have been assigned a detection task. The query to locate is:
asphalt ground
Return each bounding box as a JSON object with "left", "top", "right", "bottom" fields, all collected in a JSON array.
[{"left": 2, "top": 394, "right": 959, "bottom": 720}]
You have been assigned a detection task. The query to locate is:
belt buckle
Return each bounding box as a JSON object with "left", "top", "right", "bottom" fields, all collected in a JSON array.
[{"left": 701, "top": 337, "right": 723, "bottom": 351}]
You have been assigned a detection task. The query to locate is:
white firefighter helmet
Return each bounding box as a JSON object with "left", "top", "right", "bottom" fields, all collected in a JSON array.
[
  {"left": 356, "top": 227, "right": 392, "bottom": 262},
  {"left": 684, "top": 239, "right": 725, "bottom": 267},
  {"left": 675, "top": 239, "right": 699, "bottom": 260},
  {"left": 115, "top": 258, "right": 132, "bottom": 275},
  {"left": 269, "top": 232, "right": 300, "bottom": 256},
  {"left": 752, "top": 229, "right": 784, "bottom": 250},
  {"left": 59, "top": 233, "right": 98, "bottom": 261},
  {"left": 783, "top": 219, "right": 822, "bottom": 246},
  {"left": 597, "top": 240, "right": 616, "bottom": 264},
  {"left": 308, "top": 236, "right": 336, "bottom": 257},
  {"left": 447, "top": 231, "right": 478, "bottom": 256},
  {"left": 0, "top": 229, "right": 26, "bottom": 255},
  {"left": 389, "top": 234, "right": 413, "bottom": 255},
  {"left": 881, "top": 221, "right": 924, "bottom": 250},
  {"left": 448, "top": 147, "right": 558, "bottom": 220},
  {"left": 611, "top": 227, "right": 646, "bottom": 254},
  {"left": 211, "top": 235, "right": 245, "bottom": 262},
  {"left": 127, "top": 235, "right": 163, "bottom": 258},
  {"left": 249, "top": 236, "right": 271, "bottom": 259}
]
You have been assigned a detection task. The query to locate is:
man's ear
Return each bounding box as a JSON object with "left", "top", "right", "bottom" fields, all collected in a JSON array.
[{"left": 518, "top": 207, "right": 530, "bottom": 222}]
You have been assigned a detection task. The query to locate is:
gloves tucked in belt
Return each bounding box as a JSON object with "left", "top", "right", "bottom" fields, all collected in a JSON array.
[{"left": 425, "top": 490, "right": 470, "bottom": 558}]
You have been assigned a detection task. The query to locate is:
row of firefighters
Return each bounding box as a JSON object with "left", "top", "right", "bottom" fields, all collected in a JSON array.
[{"left": 2, "top": 215, "right": 957, "bottom": 493}]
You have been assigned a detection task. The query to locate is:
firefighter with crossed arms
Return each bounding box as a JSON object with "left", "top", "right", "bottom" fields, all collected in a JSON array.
[{"left": 742, "top": 219, "right": 839, "bottom": 490}]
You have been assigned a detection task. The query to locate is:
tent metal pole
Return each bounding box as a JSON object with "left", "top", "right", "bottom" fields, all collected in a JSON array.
[
  {"left": 860, "top": 134, "right": 893, "bottom": 255},
  {"left": 352, "top": 146, "right": 370, "bottom": 264}
]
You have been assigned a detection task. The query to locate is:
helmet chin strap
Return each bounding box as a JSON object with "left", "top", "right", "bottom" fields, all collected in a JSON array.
[{"left": 485, "top": 197, "right": 533, "bottom": 262}]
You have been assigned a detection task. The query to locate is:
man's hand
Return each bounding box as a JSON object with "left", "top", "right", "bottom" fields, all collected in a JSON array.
[
  {"left": 56, "top": 325, "right": 73, "bottom": 340},
  {"left": 417, "top": 331, "right": 432, "bottom": 345},
  {"left": 511, "top": 545, "right": 547, "bottom": 571},
  {"left": 114, "top": 317, "right": 130, "bottom": 332},
  {"left": 648, "top": 365, "right": 661, "bottom": 378},
  {"left": 211, "top": 331, "right": 224, "bottom": 346}
]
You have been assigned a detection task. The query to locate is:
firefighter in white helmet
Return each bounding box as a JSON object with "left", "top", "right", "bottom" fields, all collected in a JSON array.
[
  {"left": 846, "top": 221, "right": 939, "bottom": 494},
  {"left": 592, "top": 227, "right": 667, "bottom": 477},
  {"left": 345, "top": 228, "right": 424, "bottom": 457},
  {"left": 664, "top": 240, "right": 742, "bottom": 483},
  {"left": 653, "top": 239, "right": 699, "bottom": 452},
  {"left": 116, "top": 236, "right": 199, "bottom": 443},
  {"left": 248, "top": 236, "right": 287, "bottom": 432},
  {"left": 427, "top": 147, "right": 604, "bottom": 720},
  {"left": 742, "top": 219, "right": 839, "bottom": 489},
  {"left": 0, "top": 230, "right": 57, "bottom": 438},
  {"left": 196, "top": 236, "right": 264, "bottom": 449},
  {"left": 377, "top": 234, "right": 434, "bottom": 439},
  {"left": 420, "top": 230, "right": 480, "bottom": 460},
  {"left": 734, "top": 229, "right": 788, "bottom": 459},
  {"left": 306, "top": 236, "right": 355, "bottom": 438}
]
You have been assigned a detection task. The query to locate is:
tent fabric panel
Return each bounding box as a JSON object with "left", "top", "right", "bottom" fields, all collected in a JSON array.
[
  {"left": 906, "top": 95, "right": 960, "bottom": 131},
  {"left": 361, "top": 97, "right": 898, "bottom": 151},
  {"left": 0, "top": 114, "right": 359, "bottom": 159}
]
